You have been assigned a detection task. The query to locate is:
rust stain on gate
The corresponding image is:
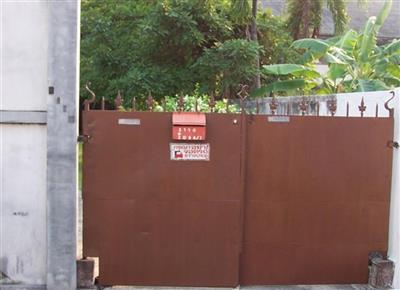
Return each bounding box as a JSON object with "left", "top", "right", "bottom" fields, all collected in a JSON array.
[{"left": 82, "top": 91, "right": 395, "bottom": 287}]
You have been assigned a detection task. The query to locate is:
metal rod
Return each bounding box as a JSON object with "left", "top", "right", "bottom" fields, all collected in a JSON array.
[
  {"left": 269, "top": 95, "right": 278, "bottom": 115},
  {"left": 114, "top": 90, "right": 123, "bottom": 110},
  {"left": 316, "top": 101, "right": 320, "bottom": 116},
  {"left": 101, "top": 97, "right": 105, "bottom": 110},
  {"left": 178, "top": 94, "right": 185, "bottom": 112},
  {"left": 346, "top": 102, "right": 349, "bottom": 117},
  {"left": 209, "top": 93, "right": 216, "bottom": 113},
  {"left": 358, "top": 97, "right": 366, "bottom": 117},
  {"left": 162, "top": 97, "right": 167, "bottom": 112},
  {"left": 132, "top": 96, "right": 136, "bottom": 112},
  {"left": 327, "top": 98, "right": 337, "bottom": 116},
  {"left": 146, "top": 93, "right": 154, "bottom": 111},
  {"left": 376, "top": 103, "right": 379, "bottom": 117},
  {"left": 84, "top": 82, "right": 96, "bottom": 111},
  {"left": 256, "top": 99, "right": 260, "bottom": 114},
  {"left": 384, "top": 91, "right": 395, "bottom": 117},
  {"left": 300, "top": 97, "right": 307, "bottom": 116}
]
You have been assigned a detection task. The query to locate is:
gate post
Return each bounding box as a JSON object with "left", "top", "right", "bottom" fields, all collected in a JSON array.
[
  {"left": 388, "top": 88, "right": 400, "bottom": 288},
  {"left": 46, "top": 1, "right": 80, "bottom": 289}
]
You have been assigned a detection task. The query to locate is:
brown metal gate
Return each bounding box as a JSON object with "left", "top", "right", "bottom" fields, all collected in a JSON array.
[
  {"left": 241, "top": 115, "right": 393, "bottom": 285},
  {"left": 82, "top": 96, "right": 394, "bottom": 287},
  {"left": 83, "top": 111, "right": 244, "bottom": 287}
]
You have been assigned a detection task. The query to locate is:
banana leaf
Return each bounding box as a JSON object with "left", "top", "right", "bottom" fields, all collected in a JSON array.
[
  {"left": 251, "top": 79, "right": 307, "bottom": 97},
  {"left": 262, "top": 64, "right": 321, "bottom": 78}
]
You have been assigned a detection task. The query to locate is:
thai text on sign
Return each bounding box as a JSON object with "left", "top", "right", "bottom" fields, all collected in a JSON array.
[
  {"left": 172, "top": 126, "right": 206, "bottom": 140},
  {"left": 170, "top": 143, "right": 210, "bottom": 161}
]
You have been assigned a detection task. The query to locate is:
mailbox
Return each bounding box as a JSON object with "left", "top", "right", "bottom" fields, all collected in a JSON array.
[{"left": 172, "top": 112, "right": 206, "bottom": 140}]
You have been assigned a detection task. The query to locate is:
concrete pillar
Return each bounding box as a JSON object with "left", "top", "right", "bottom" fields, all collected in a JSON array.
[
  {"left": 46, "top": 1, "right": 80, "bottom": 290},
  {"left": 388, "top": 87, "right": 400, "bottom": 288}
]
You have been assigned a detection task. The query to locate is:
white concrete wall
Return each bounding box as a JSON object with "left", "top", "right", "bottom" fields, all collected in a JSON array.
[
  {"left": 0, "top": 0, "right": 48, "bottom": 285},
  {"left": 1, "top": 0, "right": 48, "bottom": 111},
  {"left": 0, "top": 124, "right": 47, "bottom": 285},
  {"left": 388, "top": 88, "right": 400, "bottom": 289}
]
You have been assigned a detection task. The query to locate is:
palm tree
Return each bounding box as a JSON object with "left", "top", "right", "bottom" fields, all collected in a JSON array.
[{"left": 286, "top": 0, "right": 349, "bottom": 39}]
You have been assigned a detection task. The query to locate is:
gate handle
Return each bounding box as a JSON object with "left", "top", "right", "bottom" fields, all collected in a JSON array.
[{"left": 388, "top": 141, "right": 399, "bottom": 149}]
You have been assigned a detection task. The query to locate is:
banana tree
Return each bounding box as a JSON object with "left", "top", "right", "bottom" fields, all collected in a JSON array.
[{"left": 253, "top": 0, "right": 399, "bottom": 97}]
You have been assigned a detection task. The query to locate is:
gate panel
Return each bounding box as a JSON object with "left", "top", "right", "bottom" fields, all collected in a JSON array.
[
  {"left": 240, "top": 116, "right": 393, "bottom": 284},
  {"left": 83, "top": 111, "right": 243, "bottom": 287}
]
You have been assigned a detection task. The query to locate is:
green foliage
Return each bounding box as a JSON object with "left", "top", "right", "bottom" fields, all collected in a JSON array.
[
  {"left": 80, "top": 0, "right": 297, "bottom": 103},
  {"left": 259, "top": 0, "right": 399, "bottom": 95},
  {"left": 81, "top": 0, "right": 233, "bottom": 101},
  {"left": 152, "top": 94, "right": 239, "bottom": 113},
  {"left": 230, "top": 0, "right": 251, "bottom": 25},
  {"left": 256, "top": 9, "right": 300, "bottom": 65},
  {"left": 192, "top": 39, "right": 261, "bottom": 95}
]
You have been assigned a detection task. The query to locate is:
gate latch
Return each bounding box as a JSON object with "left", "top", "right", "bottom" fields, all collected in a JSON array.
[
  {"left": 172, "top": 112, "right": 206, "bottom": 140},
  {"left": 387, "top": 140, "right": 399, "bottom": 149},
  {"left": 77, "top": 134, "right": 91, "bottom": 143}
]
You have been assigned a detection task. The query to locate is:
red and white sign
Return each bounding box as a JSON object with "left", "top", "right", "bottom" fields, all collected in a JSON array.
[
  {"left": 172, "top": 112, "right": 206, "bottom": 140},
  {"left": 170, "top": 143, "right": 210, "bottom": 161},
  {"left": 172, "top": 126, "right": 206, "bottom": 140}
]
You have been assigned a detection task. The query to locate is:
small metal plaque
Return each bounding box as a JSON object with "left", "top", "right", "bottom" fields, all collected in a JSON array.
[
  {"left": 268, "top": 116, "right": 290, "bottom": 123},
  {"left": 118, "top": 118, "right": 141, "bottom": 125},
  {"left": 170, "top": 143, "right": 210, "bottom": 161}
]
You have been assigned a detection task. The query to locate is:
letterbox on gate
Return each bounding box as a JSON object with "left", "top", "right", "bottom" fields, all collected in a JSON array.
[{"left": 172, "top": 112, "right": 206, "bottom": 140}]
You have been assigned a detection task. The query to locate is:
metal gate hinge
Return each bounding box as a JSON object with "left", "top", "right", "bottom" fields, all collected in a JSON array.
[
  {"left": 77, "top": 134, "right": 91, "bottom": 143},
  {"left": 387, "top": 141, "right": 399, "bottom": 149}
]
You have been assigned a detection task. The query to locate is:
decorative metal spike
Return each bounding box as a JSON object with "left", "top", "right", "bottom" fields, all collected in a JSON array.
[
  {"left": 375, "top": 103, "right": 379, "bottom": 117},
  {"left": 237, "top": 84, "right": 249, "bottom": 114},
  {"left": 327, "top": 98, "right": 337, "bottom": 116},
  {"left": 114, "top": 90, "right": 123, "bottom": 110},
  {"left": 101, "top": 97, "right": 105, "bottom": 110},
  {"left": 178, "top": 94, "right": 185, "bottom": 112},
  {"left": 208, "top": 93, "right": 216, "bottom": 113},
  {"left": 358, "top": 97, "right": 366, "bottom": 117},
  {"left": 256, "top": 99, "right": 260, "bottom": 114},
  {"left": 384, "top": 91, "right": 395, "bottom": 117},
  {"left": 269, "top": 95, "right": 278, "bottom": 115},
  {"left": 162, "top": 97, "right": 167, "bottom": 112},
  {"left": 299, "top": 97, "right": 308, "bottom": 116},
  {"left": 346, "top": 102, "right": 349, "bottom": 117},
  {"left": 132, "top": 96, "right": 136, "bottom": 112},
  {"left": 146, "top": 93, "right": 154, "bottom": 111},
  {"left": 316, "top": 101, "right": 320, "bottom": 116},
  {"left": 84, "top": 82, "right": 96, "bottom": 111},
  {"left": 237, "top": 84, "right": 249, "bottom": 100},
  {"left": 195, "top": 97, "right": 198, "bottom": 112}
]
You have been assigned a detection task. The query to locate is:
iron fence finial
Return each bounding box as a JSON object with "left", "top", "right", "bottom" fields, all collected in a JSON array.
[
  {"left": 114, "top": 90, "right": 123, "bottom": 110},
  {"left": 358, "top": 97, "right": 366, "bottom": 117},
  {"left": 384, "top": 91, "right": 395, "bottom": 118},
  {"left": 84, "top": 82, "right": 96, "bottom": 111}
]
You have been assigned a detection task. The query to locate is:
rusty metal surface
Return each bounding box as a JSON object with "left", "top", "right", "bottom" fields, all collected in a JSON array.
[
  {"left": 240, "top": 115, "right": 394, "bottom": 285},
  {"left": 82, "top": 90, "right": 394, "bottom": 286},
  {"left": 172, "top": 112, "right": 206, "bottom": 125},
  {"left": 83, "top": 111, "right": 243, "bottom": 287}
]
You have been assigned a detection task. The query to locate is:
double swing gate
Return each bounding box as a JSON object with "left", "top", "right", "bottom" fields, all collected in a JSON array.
[{"left": 82, "top": 91, "right": 396, "bottom": 287}]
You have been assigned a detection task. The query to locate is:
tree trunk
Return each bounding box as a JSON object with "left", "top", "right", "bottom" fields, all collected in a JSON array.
[
  {"left": 250, "top": 0, "right": 260, "bottom": 89},
  {"left": 301, "top": 0, "right": 311, "bottom": 38}
]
